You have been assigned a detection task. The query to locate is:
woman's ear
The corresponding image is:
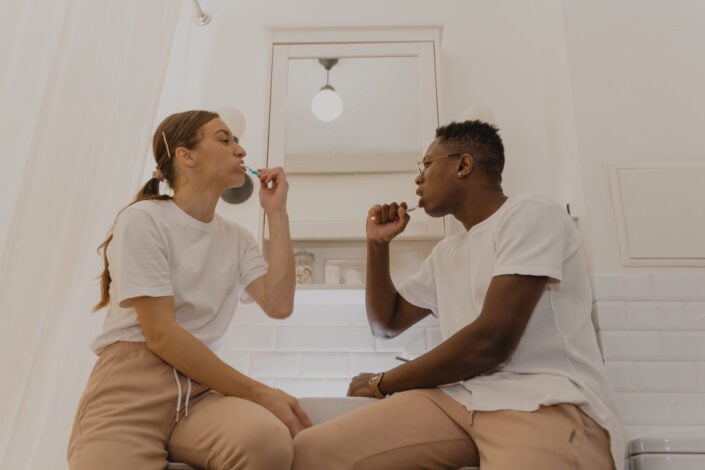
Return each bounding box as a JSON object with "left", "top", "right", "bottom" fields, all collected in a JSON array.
[{"left": 175, "top": 147, "right": 195, "bottom": 168}]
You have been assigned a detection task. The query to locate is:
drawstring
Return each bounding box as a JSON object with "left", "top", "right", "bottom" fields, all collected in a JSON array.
[{"left": 172, "top": 367, "right": 192, "bottom": 422}]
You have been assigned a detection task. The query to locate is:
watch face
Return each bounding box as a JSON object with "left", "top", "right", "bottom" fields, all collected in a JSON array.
[{"left": 369, "top": 373, "right": 381, "bottom": 384}]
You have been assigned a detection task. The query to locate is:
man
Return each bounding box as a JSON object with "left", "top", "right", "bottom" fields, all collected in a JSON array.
[{"left": 292, "top": 120, "right": 624, "bottom": 470}]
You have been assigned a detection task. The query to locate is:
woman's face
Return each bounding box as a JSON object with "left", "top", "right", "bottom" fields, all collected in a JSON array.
[{"left": 190, "top": 117, "right": 247, "bottom": 189}]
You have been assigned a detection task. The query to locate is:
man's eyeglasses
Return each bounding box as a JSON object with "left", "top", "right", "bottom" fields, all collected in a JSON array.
[{"left": 416, "top": 153, "right": 460, "bottom": 175}]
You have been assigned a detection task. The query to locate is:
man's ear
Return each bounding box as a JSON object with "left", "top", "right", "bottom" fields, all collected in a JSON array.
[
  {"left": 457, "top": 153, "right": 473, "bottom": 177},
  {"left": 175, "top": 147, "right": 195, "bottom": 168}
]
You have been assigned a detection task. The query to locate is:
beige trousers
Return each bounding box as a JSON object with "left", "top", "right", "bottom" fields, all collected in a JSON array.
[
  {"left": 67, "top": 342, "right": 292, "bottom": 470},
  {"left": 292, "top": 388, "right": 615, "bottom": 470}
]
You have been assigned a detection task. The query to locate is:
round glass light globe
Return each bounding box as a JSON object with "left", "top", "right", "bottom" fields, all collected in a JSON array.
[{"left": 311, "top": 88, "right": 343, "bottom": 122}]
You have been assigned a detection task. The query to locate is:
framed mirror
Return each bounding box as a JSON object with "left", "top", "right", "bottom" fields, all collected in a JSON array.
[{"left": 265, "top": 28, "right": 445, "bottom": 241}]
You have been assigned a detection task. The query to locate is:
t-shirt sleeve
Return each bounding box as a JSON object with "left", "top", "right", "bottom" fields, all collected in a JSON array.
[
  {"left": 397, "top": 251, "right": 439, "bottom": 315},
  {"left": 492, "top": 200, "right": 571, "bottom": 282},
  {"left": 237, "top": 228, "right": 268, "bottom": 293},
  {"left": 109, "top": 207, "right": 173, "bottom": 308}
]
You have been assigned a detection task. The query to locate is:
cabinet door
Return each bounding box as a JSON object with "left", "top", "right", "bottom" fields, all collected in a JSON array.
[{"left": 265, "top": 40, "right": 444, "bottom": 241}]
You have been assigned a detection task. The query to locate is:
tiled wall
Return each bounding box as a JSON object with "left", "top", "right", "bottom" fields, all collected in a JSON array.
[
  {"left": 222, "top": 289, "right": 441, "bottom": 397},
  {"left": 593, "top": 272, "right": 705, "bottom": 439},
  {"left": 223, "top": 273, "right": 705, "bottom": 440}
]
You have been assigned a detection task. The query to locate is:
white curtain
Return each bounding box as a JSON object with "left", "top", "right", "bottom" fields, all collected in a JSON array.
[{"left": 0, "top": 0, "right": 182, "bottom": 468}]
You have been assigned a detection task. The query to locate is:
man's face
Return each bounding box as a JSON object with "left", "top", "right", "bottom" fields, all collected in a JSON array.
[{"left": 414, "top": 139, "right": 460, "bottom": 217}]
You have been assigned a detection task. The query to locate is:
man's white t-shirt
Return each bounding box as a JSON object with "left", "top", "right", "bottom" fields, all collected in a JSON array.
[
  {"left": 398, "top": 193, "right": 625, "bottom": 470},
  {"left": 91, "top": 199, "right": 267, "bottom": 355}
]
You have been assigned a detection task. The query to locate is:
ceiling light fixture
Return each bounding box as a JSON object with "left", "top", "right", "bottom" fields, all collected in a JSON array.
[
  {"left": 192, "top": 0, "right": 211, "bottom": 26},
  {"left": 311, "top": 58, "right": 343, "bottom": 122}
]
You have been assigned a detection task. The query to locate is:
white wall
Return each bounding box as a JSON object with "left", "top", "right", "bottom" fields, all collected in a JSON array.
[{"left": 561, "top": 0, "right": 705, "bottom": 273}]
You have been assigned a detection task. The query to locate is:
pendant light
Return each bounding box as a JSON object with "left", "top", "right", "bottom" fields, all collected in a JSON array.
[{"left": 311, "top": 58, "right": 343, "bottom": 122}]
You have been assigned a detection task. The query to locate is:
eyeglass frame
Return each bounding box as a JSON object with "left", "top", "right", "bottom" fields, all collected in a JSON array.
[{"left": 416, "top": 153, "right": 461, "bottom": 175}]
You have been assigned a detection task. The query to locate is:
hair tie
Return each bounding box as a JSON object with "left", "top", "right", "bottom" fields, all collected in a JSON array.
[
  {"left": 161, "top": 132, "right": 172, "bottom": 159},
  {"left": 152, "top": 169, "right": 165, "bottom": 181}
]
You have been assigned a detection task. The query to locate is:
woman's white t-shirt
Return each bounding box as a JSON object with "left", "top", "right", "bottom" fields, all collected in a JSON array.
[
  {"left": 91, "top": 199, "right": 267, "bottom": 355},
  {"left": 398, "top": 193, "right": 626, "bottom": 470}
]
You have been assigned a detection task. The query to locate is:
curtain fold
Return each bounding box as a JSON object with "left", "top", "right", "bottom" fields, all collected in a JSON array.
[{"left": 0, "top": 0, "right": 182, "bottom": 468}]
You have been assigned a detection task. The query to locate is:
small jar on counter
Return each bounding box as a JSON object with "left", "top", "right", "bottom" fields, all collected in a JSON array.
[{"left": 294, "top": 249, "right": 314, "bottom": 284}]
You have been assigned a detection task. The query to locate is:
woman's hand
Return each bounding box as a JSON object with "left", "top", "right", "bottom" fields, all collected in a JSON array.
[
  {"left": 366, "top": 202, "right": 411, "bottom": 243},
  {"left": 257, "top": 166, "right": 289, "bottom": 213},
  {"left": 252, "top": 386, "right": 312, "bottom": 437}
]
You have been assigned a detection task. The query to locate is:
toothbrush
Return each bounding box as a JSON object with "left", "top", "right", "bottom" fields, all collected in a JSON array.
[
  {"left": 241, "top": 163, "right": 259, "bottom": 176},
  {"left": 370, "top": 202, "right": 419, "bottom": 221}
]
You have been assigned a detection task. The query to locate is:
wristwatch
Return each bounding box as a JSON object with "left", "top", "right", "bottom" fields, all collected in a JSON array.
[{"left": 368, "top": 372, "right": 386, "bottom": 399}]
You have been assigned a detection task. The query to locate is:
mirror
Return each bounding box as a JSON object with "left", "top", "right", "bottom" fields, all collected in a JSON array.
[
  {"left": 285, "top": 56, "right": 422, "bottom": 174},
  {"left": 266, "top": 38, "right": 444, "bottom": 240}
]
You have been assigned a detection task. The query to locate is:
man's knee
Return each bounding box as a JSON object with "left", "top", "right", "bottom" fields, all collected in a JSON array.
[
  {"left": 292, "top": 425, "right": 334, "bottom": 470},
  {"left": 220, "top": 418, "right": 293, "bottom": 470}
]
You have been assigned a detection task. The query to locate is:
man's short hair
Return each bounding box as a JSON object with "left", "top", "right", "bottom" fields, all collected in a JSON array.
[{"left": 435, "top": 120, "right": 505, "bottom": 179}]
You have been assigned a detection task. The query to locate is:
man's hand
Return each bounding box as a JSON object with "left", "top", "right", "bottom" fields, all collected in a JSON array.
[
  {"left": 367, "top": 202, "right": 411, "bottom": 242},
  {"left": 346, "top": 372, "right": 379, "bottom": 398}
]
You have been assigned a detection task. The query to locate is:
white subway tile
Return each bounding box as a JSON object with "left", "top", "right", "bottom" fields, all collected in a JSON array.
[
  {"left": 349, "top": 307, "right": 370, "bottom": 326},
  {"left": 375, "top": 327, "right": 428, "bottom": 354},
  {"left": 276, "top": 327, "right": 327, "bottom": 351},
  {"left": 426, "top": 327, "right": 443, "bottom": 349},
  {"left": 604, "top": 361, "right": 639, "bottom": 391},
  {"left": 661, "top": 332, "right": 705, "bottom": 360},
  {"left": 668, "top": 393, "right": 705, "bottom": 425},
  {"left": 300, "top": 353, "right": 351, "bottom": 378},
  {"left": 599, "top": 331, "right": 663, "bottom": 360},
  {"left": 593, "top": 274, "right": 653, "bottom": 301},
  {"left": 275, "top": 378, "right": 349, "bottom": 397},
  {"left": 249, "top": 352, "right": 300, "bottom": 377},
  {"left": 293, "top": 304, "right": 358, "bottom": 325},
  {"left": 322, "top": 327, "right": 377, "bottom": 352},
  {"left": 593, "top": 302, "right": 628, "bottom": 330},
  {"left": 634, "top": 362, "right": 698, "bottom": 392},
  {"left": 232, "top": 303, "right": 277, "bottom": 325},
  {"left": 683, "top": 302, "right": 705, "bottom": 330},
  {"left": 351, "top": 353, "right": 402, "bottom": 373},
  {"left": 220, "top": 351, "right": 250, "bottom": 375},
  {"left": 698, "top": 362, "right": 705, "bottom": 392},
  {"left": 615, "top": 393, "right": 671, "bottom": 424},
  {"left": 226, "top": 325, "right": 276, "bottom": 351},
  {"left": 274, "top": 378, "right": 327, "bottom": 397},
  {"left": 294, "top": 289, "right": 365, "bottom": 305},
  {"left": 625, "top": 301, "right": 686, "bottom": 330},
  {"left": 652, "top": 274, "right": 705, "bottom": 301}
]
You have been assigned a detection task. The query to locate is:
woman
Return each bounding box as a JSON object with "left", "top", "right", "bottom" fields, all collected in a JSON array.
[{"left": 67, "top": 110, "right": 310, "bottom": 470}]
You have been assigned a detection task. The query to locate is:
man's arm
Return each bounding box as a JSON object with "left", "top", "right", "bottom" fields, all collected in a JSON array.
[
  {"left": 364, "top": 202, "right": 432, "bottom": 338},
  {"left": 349, "top": 273, "right": 547, "bottom": 397},
  {"left": 366, "top": 238, "right": 432, "bottom": 337}
]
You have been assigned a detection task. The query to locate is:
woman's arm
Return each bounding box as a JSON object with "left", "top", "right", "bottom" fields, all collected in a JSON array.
[
  {"left": 133, "top": 295, "right": 311, "bottom": 435},
  {"left": 246, "top": 167, "right": 295, "bottom": 318}
]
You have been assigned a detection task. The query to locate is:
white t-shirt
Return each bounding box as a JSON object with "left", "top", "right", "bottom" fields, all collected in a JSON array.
[
  {"left": 90, "top": 199, "right": 268, "bottom": 355},
  {"left": 398, "top": 193, "right": 625, "bottom": 470}
]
